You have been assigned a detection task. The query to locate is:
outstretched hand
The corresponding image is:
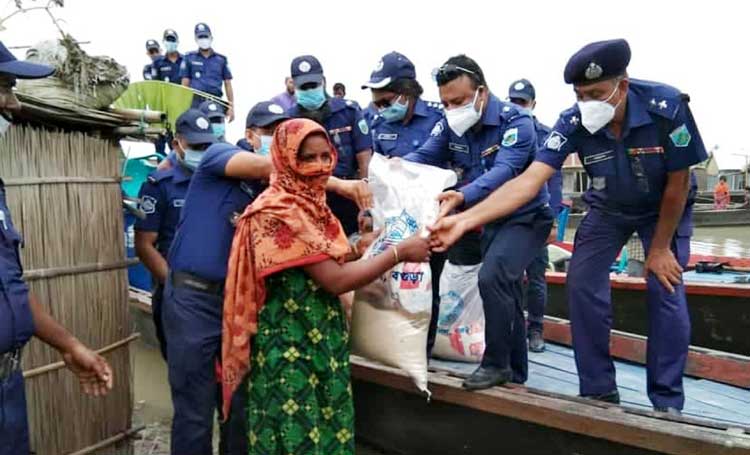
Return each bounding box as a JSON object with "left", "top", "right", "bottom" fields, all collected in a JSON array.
[
  {"left": 62, "top": 342, "right": 113, "bottom": 397},
  {"left": 428, "top": 215, "right": 470, "bottom": 252}
]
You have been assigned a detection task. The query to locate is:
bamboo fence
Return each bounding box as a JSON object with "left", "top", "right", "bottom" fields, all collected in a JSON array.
[{"left": 0, "top": 124, "right": 135, "bottom": 454}]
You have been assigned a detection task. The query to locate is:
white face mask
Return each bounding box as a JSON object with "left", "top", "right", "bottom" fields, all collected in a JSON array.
[
  {"left": 577, "top": 83, "right": 622, "bottom": 134},
  {"left": 445, "top": 88, "right": 484, "bottom": 137},
  {"left": 196, "top": 37, "right": 212, "bottom": 50}
]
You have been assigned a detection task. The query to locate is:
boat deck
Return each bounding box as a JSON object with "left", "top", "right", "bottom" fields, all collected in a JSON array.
[{"left": 430, "top": 343, "right": 750, "bottom": 427}]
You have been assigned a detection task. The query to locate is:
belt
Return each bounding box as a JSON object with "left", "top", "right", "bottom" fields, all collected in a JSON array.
[
  {"left": 0, "top": 348, "right": 22, "bottom": 382},
  {"left": 171, "top": 271, "right": 224, "bottom": 296}
]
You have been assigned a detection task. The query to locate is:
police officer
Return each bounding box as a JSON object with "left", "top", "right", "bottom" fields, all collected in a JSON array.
[
  {"left": 134, "top": 111, "right": 199, "bottom": 360},
  {"left": 363, "top": 51, "right": 446, "bottom": 353},
  {"left": 287, "top": 54, "right": 373, "bottom": 235},
  {"left": 180, "top": 23, "right": 235, "bottom": 122},
  {"left": 404, "top": 55, "right": 552, "bottom": 389},
  {"left": 0, "top": 41, "right": 113, "bottom": 454},
  {"left": 333, "top": 82, "right": 346, "bottom": 98},
  {"left": 364, "top": 51, "right": 444, "bottom": 158},
  {"left": 430, "top": 40, "right": 707, "bottom": 414},
  {"left": 163, "top": 107, "right": 372, "bottom": 454},
  {"left": 199, "top": 99, "right": 226, "bottom": 141},
  {"left": 236, "top": 101, "right": 286, "bottom": 156},
  {"left": 507, "top": 78, "right": 563, "bottom": 353},
  {"left": 150, "top": 29, "right": 183, "bottom": 83},
  {"left": 143, "top": 39, "right": 161, "bottom": 80}
]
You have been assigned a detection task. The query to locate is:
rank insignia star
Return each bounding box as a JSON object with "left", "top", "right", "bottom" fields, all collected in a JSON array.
[
  {"left": 650, "top": 98, "right": 657, "bottom": 106},
  {"left": 658, "top": 100, "right": 668, "bottom": 109},
  {"left": 570, "top": 115, "right": 579, "bottom": 125}
]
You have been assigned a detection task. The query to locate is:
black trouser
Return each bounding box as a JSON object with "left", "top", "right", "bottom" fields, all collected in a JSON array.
[
  {"left": 327, "top": 191, "right": 359, "bottom": 236},
  {"left": 152, "top": 282, "right": 168, "bottom": 360},
  {"left": 426, "top": 251, "right": 447, "bottom": 356}
]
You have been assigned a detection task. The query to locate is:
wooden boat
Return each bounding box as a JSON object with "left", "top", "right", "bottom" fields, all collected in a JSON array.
[
  {"left": 543, "top": 271, "right": 750, "bottom": 356},
  {"left": 353, "top": 349, "right": 750, "bottom": 455},
  {"left": 566, "top": 208, "right": 750, "bottom": 229}
]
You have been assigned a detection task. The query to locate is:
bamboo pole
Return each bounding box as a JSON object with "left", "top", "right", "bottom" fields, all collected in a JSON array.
[
  {"left": 23, "top": 258, "right": 138, "bottom": 281},
  {"left": 108, "top": 107, "right": 166, "bottom": 123},
  {"left": 2, "top": 176, "right": 121, "bottom": 186},
  {"left": 65, "top": 426, "right": 145, "bottom": 455}
]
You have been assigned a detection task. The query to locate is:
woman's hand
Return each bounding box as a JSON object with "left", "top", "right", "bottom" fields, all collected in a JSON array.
[{"left": 396, "top": 235, "right": 431, "bottom": 263}]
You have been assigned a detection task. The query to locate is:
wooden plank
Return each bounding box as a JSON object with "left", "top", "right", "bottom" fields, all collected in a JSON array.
[
  {"left": 542, "top": 316, "right": 750, "bottom": 388},
  {"left": 351, "top": 357, "right": 750, "bottom": 455}
]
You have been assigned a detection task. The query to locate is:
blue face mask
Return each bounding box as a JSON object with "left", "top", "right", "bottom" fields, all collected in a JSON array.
[
  {"left": 380, "top": 96, "right": 409, "bottom": 123},
  {"left": 296, "top": 86, "right": 326, "bottom": 110},
  {"left": 211, "top": 122, "right": 225, "bottom": 139},
  {"left": 258, "top": 135, "right": 273, "bottom": 156},
  {"left": 164, "top": 41, "right": 178, "bottom": 53},
  {"left": 183, "top": 148, "right": 205, "bottom": 170}
]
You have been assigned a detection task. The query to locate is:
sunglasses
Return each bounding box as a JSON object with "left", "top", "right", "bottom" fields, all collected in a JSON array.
[{"left": 432, "top": 64, "right": 477, "bottom": 84}]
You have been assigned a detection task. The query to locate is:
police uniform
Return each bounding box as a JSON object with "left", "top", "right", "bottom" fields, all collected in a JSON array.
[
  {"left": 535, "top": 39, "right": 708, "bottom": 410},
  {"left": 180, "top": 23, "right": 232, "bottom": 108},
  {"left": 163, "top": 106, "right": 287, "bottom": 455},
  {"left": 151, "top": 53, "right": 183, "bottom": 83},
  {"left": 287, "top": 55, "right": 371, "bottom": 235},
  {"left": 0, "top": 180, "right": 33, "bottom": 454},
  {"left": 134, "top": 160, "right": 192, "bottom": 359},
  {"left": 144, "top": 39, "right": 160, "bottom": 81},
  {"left": 406, "top": 93, "right": 552, "bottom": 383},
  {"left": 371, "top": 99, "right": 444, "bottom": 158}
]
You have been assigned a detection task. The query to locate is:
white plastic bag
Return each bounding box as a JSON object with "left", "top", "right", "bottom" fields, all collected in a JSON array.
[
  {"left": 433, "top": 261, "right": 486, "bottom": 362},
  {"left": 351, "top": 154, "right": 456, "bottom": 393}
]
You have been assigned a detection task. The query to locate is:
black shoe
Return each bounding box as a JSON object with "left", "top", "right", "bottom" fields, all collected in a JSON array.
[
  {"left": 528, "top": 330, "right": 546, "bottom": 353},
  {"left": 462, "top": 366, "right": 513, "bottom": 391},
  {"left": 582, "top": 390, "right": 621, "bottom": 404},
  {"left": 654, "top": 407, "right": 682, "bottom": 416}
]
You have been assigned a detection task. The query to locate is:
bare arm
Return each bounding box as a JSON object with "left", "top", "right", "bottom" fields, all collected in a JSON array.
[
  {"left": 181, "top": 78, "right": 190, "bottom": 87},
  {"left": 326, "top": 176, "right": 373, "bottom": 209},
  {"left": 355, "top": 149, "right": 372, "bottom": 179},
  {"left": 224, "top": 80, "right": 235, "bottom": 122},
  {"left": 134, "top": 231, "right": 167, "bottom": 283},
  {"left": 644, "top": 169, "right": 691, "bottom": 293},
  {"left": 224, "top": 151, "right": 273, "bottom": 180}
]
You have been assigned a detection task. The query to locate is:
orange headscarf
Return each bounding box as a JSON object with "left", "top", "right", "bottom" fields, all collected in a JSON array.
[{"left": 220, "top": 118, "right": 351, "bottom": 418}]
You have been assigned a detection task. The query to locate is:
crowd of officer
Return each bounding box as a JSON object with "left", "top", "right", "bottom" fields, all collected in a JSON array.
[{"left": 0, "top": 23, "right": 706, "bottom": 453}]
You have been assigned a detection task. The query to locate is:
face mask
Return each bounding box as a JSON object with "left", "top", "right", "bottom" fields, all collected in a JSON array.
[
  {"left": 445, "top": 88, "right": 483, "bottom": 137},
  {"left": 380, "top": 96, "right": 408, "bottom": 123},
  {"left": 183, "top": 148, "right": 205, "bottom": 170},
  {"left": 577, "top": 84, "right": 621, "bottom": 134},
  {"left": 296, "top": 86, "right": 326, "bottom": 111},
  {"left": 196, "top": 37, "right": 212, "bottom": 50},
  {"left": 164, "top": 41, "right": 178, "bottom": 53},
  {"left": 211, "top": 123, "right": 225, "bottom": 139},
  {"left": 258, "top": 135, "right": 273, "bottom": 156}
]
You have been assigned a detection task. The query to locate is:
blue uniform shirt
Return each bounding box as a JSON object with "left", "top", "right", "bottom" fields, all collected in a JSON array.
[
  {"left": 533, "top": 117, "right": 564, "bottom": 216},
  {"left": 143, "top": 63, "right": 154, "bottom": 80},
  {"left": 179, "top": 50, "right": 232, "bottom": 97},
  {"left": 134, "top": 162, "right": 192, "bottom": 256},
  {"left": 371, "top": 98, "right": 444, "bottom": 158},
  {"left": 168, "top": 143, "right": 262, "bottom": 282},
  {"left": 0, "top": 180, "right": 34, "bottom": 354},
  {"left": 151, "top": 53, "right": 184, "bottom": 83},
  {"left": 287, "top": 97, "right": 372, "bottom": 179},
  {"left": 535, "top": 79, "right": 708, "bottom": 216},
  {"left": 405, "top": 93, "right": 549, "bottom": 214}
]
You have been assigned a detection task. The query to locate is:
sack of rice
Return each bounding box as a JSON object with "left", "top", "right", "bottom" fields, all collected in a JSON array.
[
  {"left": 351, "top": 154, "right": 456, "bottom": 393},
  {"left": 433, "top": 261, "right": 486, "bottom": 362}
]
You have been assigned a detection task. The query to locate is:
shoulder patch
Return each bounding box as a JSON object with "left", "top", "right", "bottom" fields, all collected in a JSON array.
[
  {"left": 544, "top": 131, "right": 568, "bottom": 152},
  {"left": 358, "top": 118, "right": 369, "bottom": 135},
  {"left": 430, "top": 121, "right": 445, "bottom": 137},
  {"left": 139, "top": 195, "right": 157, "bottom": 215},
  {"left": 501, "top": 128, "right": 519, "bottom": 147},
  {"left": 669, "top": 124, "right": 691, "bottom": 148}
]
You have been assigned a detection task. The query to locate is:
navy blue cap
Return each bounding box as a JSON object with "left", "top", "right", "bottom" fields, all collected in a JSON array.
[
  {"left": 508, "top": 78, "right": 535, "bottom": 102},
  {"left": 198, "top": 100, "right": 225, "bottom": 120},
  {"left": 145, "top": 39, "right": 160, "bottom": 51},
  {"left": 0, "top": 42, "right": 54, "bottom": 79},
  {"left": 175, "top": 109, "right": 217, "bottom": 144},
  {"left": 290, "top": 55, "right": 324, "bottom": 86},
  {"left": 194, "top": 22, "right": 212, "bottom": 38},
  {"left": 246, "top": 101, "right": 289, "bottom": 128},
  {"left": 163, "top": 29, "right": 179, "bottom": 42},
  {"left": 362, "top": 51, "right": 416, "bottom": 89},
  {"left": 564, "top": 39, "right": 631, "bottom": 85}
]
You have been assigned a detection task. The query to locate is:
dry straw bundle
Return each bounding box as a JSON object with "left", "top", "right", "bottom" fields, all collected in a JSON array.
[{"left": 0, "top": 124, "right": 135, "bottom": 454}]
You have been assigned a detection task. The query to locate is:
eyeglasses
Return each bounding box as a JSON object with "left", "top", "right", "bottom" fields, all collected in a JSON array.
[{"left": 432, "top": 64, "right": 477, "bottom": 84}]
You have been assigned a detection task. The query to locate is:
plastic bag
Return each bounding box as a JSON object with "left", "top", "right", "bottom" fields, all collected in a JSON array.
[
  {"left": 351, "top": 154, "right": 456, "bottom": 393},
  {"left": 433, "top": 261, "right": 486, "bottom": 362}
]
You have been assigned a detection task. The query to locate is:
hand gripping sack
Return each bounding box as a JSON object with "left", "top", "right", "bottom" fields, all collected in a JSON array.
[{"left": 352, "top": 154, "right": 456, "bottom": 393}]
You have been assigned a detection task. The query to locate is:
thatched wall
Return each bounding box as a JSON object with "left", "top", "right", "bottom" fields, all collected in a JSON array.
[{"left": 0, "top": 124, "right": 133, "bottom": 454}]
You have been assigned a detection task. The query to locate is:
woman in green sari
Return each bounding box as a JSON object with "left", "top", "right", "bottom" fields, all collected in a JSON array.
[{"left": 221, "top": 118, "right": 431, "bottom": 455}]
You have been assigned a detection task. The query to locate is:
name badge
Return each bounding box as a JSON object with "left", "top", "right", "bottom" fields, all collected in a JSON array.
[
  {"left": 627, "top": 146, "right": 664, "bottom": 156},
  {"left": 377, "top": 133, "right": 398, "bottom": 141},
  {"left": 239, "top": 181, "right": 256, "bottom": 199},
  {"left": 481, "top": 144, "right": 500, "bottom": 158},
  {"left": 449, "top": 143, "right": 469, "bottom": 153},
  {"left": 192, "top": 61, "right": 204, "bottom": 67},
  {"left": 172, "top": 199, "right": 185, "bottom": 208},
  {"left": 328, "top": 126, "right": 352, "bottom": 135},
  {"left": 583, "top": 150, "right": 614, "bottom": 165}
]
